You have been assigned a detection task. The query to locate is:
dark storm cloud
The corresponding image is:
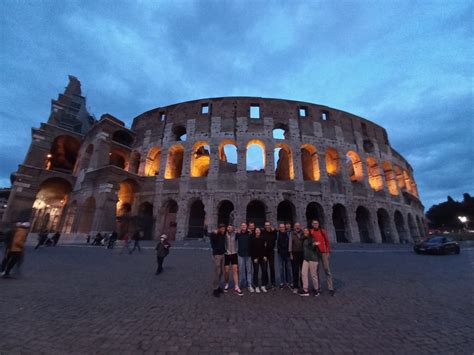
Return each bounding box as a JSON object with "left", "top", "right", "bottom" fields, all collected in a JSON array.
[{"left": 0, "top": 0, "right": 472, "bottom": 209}]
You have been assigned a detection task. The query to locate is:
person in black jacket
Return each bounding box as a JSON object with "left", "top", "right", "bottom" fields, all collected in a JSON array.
[
  {"left": 277, "top": 223, "right": 292, "bottom": 289},
  {"left": 210, "top": 224, "right": 226, "bottom": 297},
  {"left": 155, "top": 234, "right": 171, "bottom": 275},
  {"left": 262, "top": 221, "right": 277, "bottom": 289},
  {"left": 250, "top": 228, "right": 268, "bottom": 293},
  {"left": 236, "top": 222, "right": 253, "bottom": 292}
]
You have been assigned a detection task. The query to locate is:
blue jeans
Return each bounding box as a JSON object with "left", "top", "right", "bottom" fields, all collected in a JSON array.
[
  {"left": 238, "top": 256, "right": 253, "bottom": 288},
  {"left": 278, "top": 253, "right": 292, "bottom": 285}
]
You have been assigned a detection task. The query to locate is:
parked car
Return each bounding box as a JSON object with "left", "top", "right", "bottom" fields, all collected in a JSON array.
[{"left": 414, "top": 236, "right": 460, "bottom": 255}]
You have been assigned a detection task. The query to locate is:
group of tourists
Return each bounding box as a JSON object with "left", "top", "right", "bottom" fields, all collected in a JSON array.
[{"left": 210, "top": 219, "right": 334, "bottom": 297}]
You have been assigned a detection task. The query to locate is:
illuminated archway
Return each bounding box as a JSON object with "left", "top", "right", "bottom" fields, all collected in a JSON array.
[
  {"left": 301, "top": 144, "right": 320, "bottom": 181},
  {"left": 325, "top": 148, "right": 340, "bottom": 175},
  {"left": 164, "top": 144, "right": 184, "bottom": 179},
  {"left": 246, "top": 140, "right": 265, "bottom": 172},
  {"left": 346, "top": 151, "right": 364, "bottom": 182},
  {"left": 367, "top": 157, "right": 384, "bottom": 191},
  {"left": 190, "top": 141, "right": 210, "bottom": 177},
  {"left": 145, "top": 146, "right": 161, "bottom": 176},
  {"left": 46, "top": 135, "right": 81, "bottom": 173},
  {"left": 161, "top": 199, "right": 178, "bottom": 240},
  {"left": 31, "top": 178, "right": 72, "bottom": 232},
  {"left": 382, "top": 161, "right": 399, "bottom": 195},
  {"left": 274, "top": 144, "right": 294, "bottom": 180}
]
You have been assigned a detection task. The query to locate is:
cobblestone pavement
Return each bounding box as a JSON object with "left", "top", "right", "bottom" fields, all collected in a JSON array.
[{"left": 1, "top": 242, "right": 473, "bottom": 354}]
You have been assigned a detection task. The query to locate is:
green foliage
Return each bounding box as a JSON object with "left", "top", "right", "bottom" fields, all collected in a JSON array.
[{"left": 426, "top": 193, "right": 474, "bottom": 229}]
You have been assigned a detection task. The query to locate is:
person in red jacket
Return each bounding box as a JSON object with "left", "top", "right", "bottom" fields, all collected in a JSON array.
[{"left": 311, "top": 220, "right": 334, "bottom": 296}]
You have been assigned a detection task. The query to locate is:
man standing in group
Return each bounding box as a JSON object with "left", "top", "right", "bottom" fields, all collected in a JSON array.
[
  {"left": 289, "top": 222, "right": 305, "bottom": 293},
  {"left": 236, "top": 222, "right": 253, "bottom": 292},
  {"left": 262, "top": 221, "right": 277, "bottom": 289},
  {"left": 223, "top": 224, "right": 243, "bottom": 296},
  {"left": 210, "top": 224, "right": 226, "bottom": 297},
  {"left": 311, "top": 220, "right": 334, "bottom": 296},
  {"left": 276, "top": 223, "right": 292, "bottom": 289}
]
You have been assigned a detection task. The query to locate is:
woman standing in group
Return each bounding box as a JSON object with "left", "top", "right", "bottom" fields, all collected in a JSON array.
[{"left": 250, "top": 227, "right": 268, "bottom": 293}]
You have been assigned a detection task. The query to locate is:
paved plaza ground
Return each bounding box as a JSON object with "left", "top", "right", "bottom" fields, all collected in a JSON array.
[{"left": 1, "top": 240, "right": 473, "bottom": 354}]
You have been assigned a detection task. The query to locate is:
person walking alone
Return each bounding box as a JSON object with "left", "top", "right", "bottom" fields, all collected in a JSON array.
[
  {"left": 311, "top": 220, "right": 334, "bottom": 296},
  {"left": 210, "top": 224, "right": 226, "bottom": 297},
  {"left": 155, "top": 234, "right": 171, "bottom": 275},
  {"left": 129, "top": 230, "right": 142, "bottom": 254},
  {"left": 34, "top": 230, "right": 49, "bottom": 250}
]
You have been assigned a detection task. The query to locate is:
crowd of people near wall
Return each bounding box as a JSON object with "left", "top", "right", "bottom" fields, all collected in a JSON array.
[{"left": 209, "top": 219, "right": 334, "bottom": 297}]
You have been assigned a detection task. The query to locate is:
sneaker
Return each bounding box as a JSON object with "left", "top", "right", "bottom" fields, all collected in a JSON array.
[
  {"left": 261, "top": 286, "right": 268, "bottom": 293},
  {"left": 255, "top": 287, "right": 261, "bottom": 293},
  {"left": 248, "top": 286, "right": 255, "bottom": 293},
  {"left": 223, "top": 284, "right": 229, "bottom": 293},
  {"left": 299, "top": 290, "right": 310, "bottom": 297},
  {"left": 329, "top": 290, "right": 335, "bottom": 296},
  {"left": 234, "top": 288, "right": 244, "bottom": 296},
  {"left": 314, "top": 290, "right": 320, "bottom": 297}
]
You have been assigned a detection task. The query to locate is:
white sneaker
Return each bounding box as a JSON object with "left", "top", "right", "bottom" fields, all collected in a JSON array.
[
  {"left": 255, "top": 286, "right": 261, "bottom": 293},
  {"left": 248, "top": 286, "right": 255, "bottom": 293},
  {"left": 261, "top": 286, "right": 267, "bottom": 293}
]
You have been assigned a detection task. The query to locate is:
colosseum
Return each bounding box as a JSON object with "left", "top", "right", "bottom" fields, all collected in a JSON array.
[{"left": 3, "top": 76, "right": 427, "bottom": 243}]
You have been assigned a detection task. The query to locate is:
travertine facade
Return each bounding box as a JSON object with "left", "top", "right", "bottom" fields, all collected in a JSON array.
[{"left": 3, "top": 77, "right": 427, "bottom": 242}]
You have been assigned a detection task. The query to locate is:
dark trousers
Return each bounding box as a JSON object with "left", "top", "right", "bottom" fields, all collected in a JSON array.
[
  {"left": 4, "top": 251, "right": 22, "bottom": 275},
  {"left": 291, "top": 251, "right": 304, "bottom": 289},
  {"left": 266, "top": 251, "right": 276, "bottom": 286},
  {"left": 252, "top": 258, "right": 268, "bottom": 287},
  {"left": 35, "top": 238, "right": 47, "bottom": 250},
  {"left": 130, "top": 241, "right": 141, "bottom": 253},
  {"left": 156, "top": 256, "right": 165, "bottom": 273},
  {"left": 1, "top": 250, "right": 9, "bottom": 272}
]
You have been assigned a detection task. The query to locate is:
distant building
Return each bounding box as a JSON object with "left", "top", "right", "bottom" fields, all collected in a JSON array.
[{"left": 2, "top": 76, "right": 427, "bottom": 242}]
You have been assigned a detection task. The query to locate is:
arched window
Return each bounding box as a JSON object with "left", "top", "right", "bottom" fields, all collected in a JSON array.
[
  {"left": 172, "top": 125, "right": 187, "bottom": 141},
  {"left": 272, "top": 123, "right": 289, "bottom": 139},
  {"left": 301, "top": 144, "right": 320, "bottom": 181},
  {"left": 366, "top": 157, "right": 384, "bottom": 191},
  {"left": 109, "top": 148, "right": 128, "bottom": 170},
  {"left": 190, "top": 141, "right": 210, "bottom": 177},
  {"left": 164, "top": 145, "right": 184, "bottom": 179},
  {"left": 246, "top": 140, "right": 265, "bottom": 172},
  {"left": 346, "top": 151, "right": 364, "bottom": 182},
  {"left": 382, "top": 161, "right": 399, "bottom": 196},
  {"left": 274, "top": 144, "right": 294, "bottom": 180},
  {"left": 145, "top": 147, "right": 161, "bottom": 176},
  {"left": 325, "top": 148, "right": 340, "bottom": 175},
  {"left": 218, "top": 140, "right": 237, "bottom": 173},
  {"left": 46, "top": 135, "right": 81, "bottom": 173}
]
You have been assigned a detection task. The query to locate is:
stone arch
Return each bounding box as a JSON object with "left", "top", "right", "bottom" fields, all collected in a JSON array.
[
  {"left": 160, "top": 199, "right": 178, "bottom": 240},
  {"left": 367, "top": 156, "right": 384, "bottom": 191},
  {"left": 77, "top": 196, "right": 96, "bottom": 233},
  {"left": 346, "top": 151, "right": 364, "bottom": 182},
  {"left": 306, "top": 202, "right": 325, "bottom": 228},
  {"left": 301, "top": 144, "right": 320, "bottom": 181},
  {"left": 190, "top": 141, "right": 210, "bottom": 177},
  {"left": 274, "top": 144, "right": 294, "bottom": 180},
  {"left": 377, "top": 208, "right": 393, "bottom": 243},
  {"left": 333, "top": 203, "right": 349, "bottom": 243},
  {"left": 164, "top": 144, "right": 184, "bottom": 179},
  {"left": 382, "top": 161, "right": 399, "bottom": 195},
  {"left": 407, "top": 213, "right": 419, "bottom": 241},
  {"left": 394, "top": 210, "right": 407, "bottom": 243},
  {"left": 272, "top": 123, "right": 289, "bottom": 139},
  {"left": 217, "top": 200, "right": 235, "bottom": 226},
  {"left": 277, "top": 200, "right": 296, "bottom": 226},
  {"left": 116, "top": 179, "right": 139, "bottom": 217},
  {"left": 109, "top": 147, "right": 128, "bottom": 170},
  {"left": 145, "top": 146, "right": 161, "bottom": 176},
  {"left": 246, "top": 140, "right": 265, "bottom": 172},
  {"left": 394, "top": 165, "right": 406, "bottom": 191},
  {"left": 218, "top": 139, "right": 237, "bottom": 173},
  {"left": 46, "top": 135, "right": 81, "bottom": 173},
  {"left": 356, "top": 206, "right": 374, "bottom": 243},
  {"left": 31, "top": 177, "right": 72, "bottom": 232},
  {"left": 138, "top": 201, "right": 154, "bottom": 240},
  {"left": 325, "top": 147, "right": 340, "bottom": 176},
  {"left": 187, "top": 199, "right": 206, "bottom": 238},
  {"left": 112, "top": 130, "right": 134, "bottom": 147},
  {"left": 246, "top": 200, "right": 267, "bottom": 228}
]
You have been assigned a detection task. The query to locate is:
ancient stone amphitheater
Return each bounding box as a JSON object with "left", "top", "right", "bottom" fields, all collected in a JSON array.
[{"left": 3, "top": 76, "right": 426, "bottom": 242}]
